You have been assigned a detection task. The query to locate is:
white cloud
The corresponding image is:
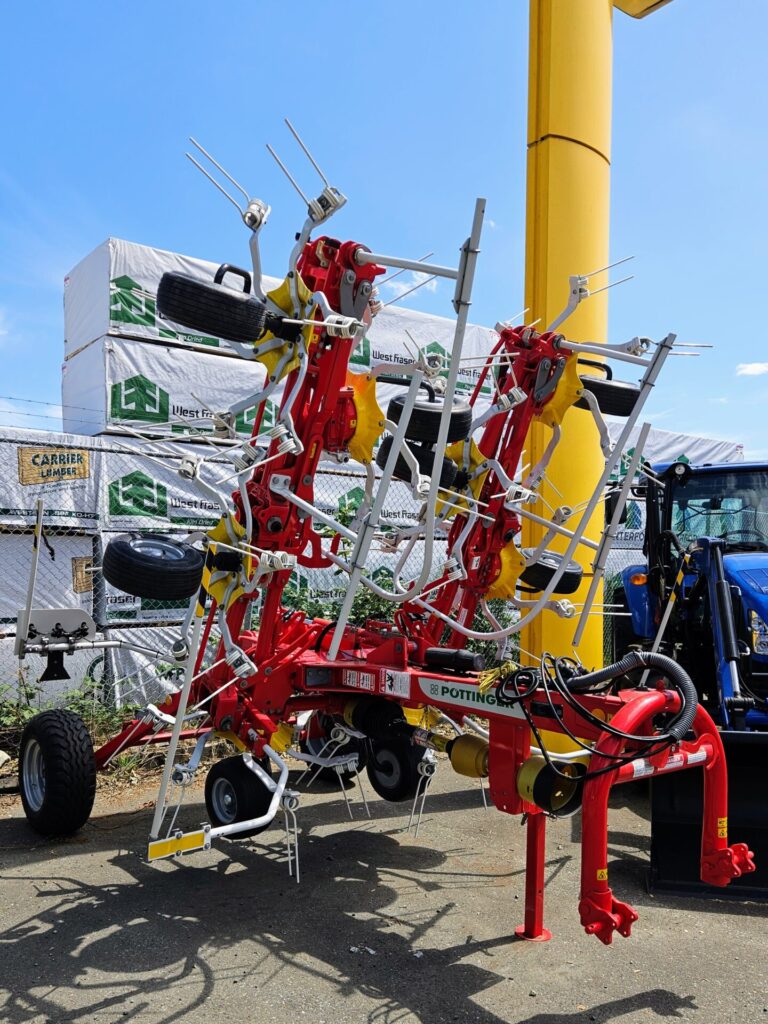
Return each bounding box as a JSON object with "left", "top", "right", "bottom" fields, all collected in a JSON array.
[
  {"left": 485, "top": 218, "right": 498, "bottom": 229},
  {"left": 0, "top": 307, "right": 9, "bottom": 339},
  {"left": 736, "top": 363, "right": 768, "bottom": 376},
  {"left": 382, "top": 270, "right": 438, "bottom": 301}
]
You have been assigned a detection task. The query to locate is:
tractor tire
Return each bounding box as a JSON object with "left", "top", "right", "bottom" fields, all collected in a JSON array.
[
  {"left": 157, "top": 271, "right": 269, "bottom": 344},
  {"left": 520, "top": 548, "right": 583, "bottom": 595},
  {"left": 386, "top": 394, "right": 472, "bottom": 444},
  {"left": 576, "top": 376, "right": 641, "bottom": 418},
  {"left": 204, "top": 755, "right": 274, "bottom": 838},
  {"left": 19, "top": 710, "right": 96, "bottom": 836},
  {"left": 376, "top": 435, "right": 458, "bottom": 489},
  {"left": 102, "top": 534, "right": 204, "bottom": 600},
  {"left": 366, "top": 740, "right": 429, "bottom": 802}
]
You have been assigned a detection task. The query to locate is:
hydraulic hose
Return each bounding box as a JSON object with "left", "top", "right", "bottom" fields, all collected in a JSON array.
[{"left": 565, "top": 650, "right": 698, "bottom": 741}]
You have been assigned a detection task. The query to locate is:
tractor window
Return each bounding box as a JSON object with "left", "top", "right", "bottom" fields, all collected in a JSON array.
[{"left": 669, "top": 469, "right": 768, "bottom": 548}]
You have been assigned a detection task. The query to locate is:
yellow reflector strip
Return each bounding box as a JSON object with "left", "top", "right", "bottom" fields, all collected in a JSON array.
[{"left": 147, "top": 829, "right": 209, "bottom": 862}]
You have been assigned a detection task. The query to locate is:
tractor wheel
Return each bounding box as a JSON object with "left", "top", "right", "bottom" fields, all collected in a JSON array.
[
  {"left": 102, "top": 534, "right": 204, "bottom": 600},
  {"left": 386, "top": 394, "right": 472, "bottom": 444},
  {"left": 19, "top": 710, "right": 96, "bottom": 836},
  {"left": 376, "top": 435, "right": 458, "bottom": 489},
  {"left": 157, "top": 270, "right": 268, "bottom": 344},
  {"left": 300, "top": 713, "right": 368, "bottom": 784},
  {"left": 366, "top": 740, "right": 429, "bottom": 803},
  {"left": 576, "top": 376, "right": 641, "bottom": 418},
  {"left": 204, "top": 756, "right": 274, "bottom": 838},
  {"left": 520, "top": 548, "right": 583, "bottom": 595}
]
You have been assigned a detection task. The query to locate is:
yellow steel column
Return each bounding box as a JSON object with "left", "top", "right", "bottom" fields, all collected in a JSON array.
[{"left": 521, "top": 0, "right": 613, "bottom": 668}]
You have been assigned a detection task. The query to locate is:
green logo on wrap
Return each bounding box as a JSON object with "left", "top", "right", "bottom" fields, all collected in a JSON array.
[
  {"left": 338, "top": 486, "right": 365, "bottom": 520},
  {"left": 108, "top": 471, "right": 168, "bottom": 518},
  {"left": 350, "top": 333, "right": 371, "bottom": 368},
  {"left": 110, "top": 276, "right": 159, "bottom": 329},
  {"left": 371, "top": 565, "right": 395, "bottom": 587},
  {"left": 236, "top": 399, "right": 277, "bottom": 435},
  {"left": 110, "top": 374, "right": 169, "bottom": 424}
]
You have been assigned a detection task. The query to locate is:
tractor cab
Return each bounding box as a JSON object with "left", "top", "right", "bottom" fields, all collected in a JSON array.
[{"left": 621, "top": 460, "right": 768, "bottom": 720}]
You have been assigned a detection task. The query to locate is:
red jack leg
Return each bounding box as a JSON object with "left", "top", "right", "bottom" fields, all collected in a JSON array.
[{"left": 515, "top": 812, "right": 552, "bottom": 942}]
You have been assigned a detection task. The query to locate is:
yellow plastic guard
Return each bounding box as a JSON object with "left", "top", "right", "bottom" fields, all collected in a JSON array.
[
  {"left": 254, "top": 274, "right": 314, "bottom": 380},
  {"left": 347, "top": 371, "right": 384, "bottom": 465},
  {"left": 147, "top": 829, "right": 209, "bottom": 862},
  {"left": 486, "top": 542, "right": 526, "bottom": 599},
  {"left": 202, "top": 516, "right": 252, "bottom": 607},
  {"left": 540, "top": 353, "right": 583, "bottom": 430}
]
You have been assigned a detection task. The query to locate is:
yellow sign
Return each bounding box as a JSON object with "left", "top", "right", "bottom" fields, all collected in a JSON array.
[
  {"left": 596, "top": 868, "right": 609, "bottom": 881},
  {"left": 71, "top": 557, "right": 94, "bottom": 594},
  {"left": 18, "top": 447, "right": 90, "bottom": 485}
]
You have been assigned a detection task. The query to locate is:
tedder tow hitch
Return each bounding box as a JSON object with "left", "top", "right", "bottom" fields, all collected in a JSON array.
[{"left": 15, "top": 122, "right": 755, "bottom": 943}]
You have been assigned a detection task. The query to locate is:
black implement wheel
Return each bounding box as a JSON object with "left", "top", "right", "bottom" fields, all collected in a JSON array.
[
  {"left": 366, "top": 740, "right": 430, "bottom": 802},
  {"left": 204, "top": 756, "right": 274, "bottom": 838},
  {"left": 376, "top": 435, "right": 458, "bottom": 489},
  {"left": 157, "top": 271, "right": 269, "bottom": 344},
  {"left": 300, "top": 712, "right": 368, "bottom": 783},
  {"left": 103, "top": 534, "right": 204, "bottom": 600},
  {"left": 387, "top": 394, "right": 472, "bottom": 444},
  {"left": 19, "top": 710, "right": 96, "bottom": 836},
  {"left": 576, "top": 376, "right": 641, "bottom": 418},
  {"left": 520, "top": 548, "right": 583, "bottom": 595}
]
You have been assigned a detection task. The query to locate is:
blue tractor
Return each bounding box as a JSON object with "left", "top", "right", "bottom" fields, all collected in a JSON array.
[{"left": 617, "top": 459, "right": 768, "bottom": 896}]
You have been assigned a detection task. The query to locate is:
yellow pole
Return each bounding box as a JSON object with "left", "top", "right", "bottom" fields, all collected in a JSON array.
[{"left": 521, "top": 0, "right": 613, "bottom": 668}]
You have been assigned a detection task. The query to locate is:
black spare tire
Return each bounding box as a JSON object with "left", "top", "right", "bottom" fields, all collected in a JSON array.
[
  {"left": 520, "top": 548, "right": 583, "bottom": 595},
  {"left": 103, "top": 533, "right": 204, "bottom": 600},
  {"left": 386, "top": 393, "right": 472, "bottom": 444},
  {"left": 376, "top": 435, "right": 458, "bottom": 489},
  {"left": 157, "top": 271, "right": 269, "bottom": 344}
]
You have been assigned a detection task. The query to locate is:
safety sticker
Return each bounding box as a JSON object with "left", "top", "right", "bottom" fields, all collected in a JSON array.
[
  {"left": 686, "top": 749, "right": 707, "bottom": 765},
  {"left": 596, "top": 868, "right": 608, "bottom": 881},
  {"left": 717, "top": 816, "right": 728, "bottom": 838},
  {"left": 343, "top": 669, "right": 375, "bottom": 691},
  {"left": 631, "top": 759, "right": 654, "bottom": 779},
  {"left": 384, "top": 670, "right": 411, "bottom": 698}
]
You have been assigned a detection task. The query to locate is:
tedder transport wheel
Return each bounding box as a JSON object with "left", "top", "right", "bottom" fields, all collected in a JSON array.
[
  {"left": 366, "top": 740, "right": 429, "bottom": 802},
  {"left": 376, "top": 435, "right": 458, "bottom": 489},
  {"left": 102, "top": 534, "right": 204, "bottom": 600},
  {"left": 520, "top": 548, "right": 583, "bottom": 595},
  {"left": 300, "top": 712, "right": 368, "bottom": 784},
  {"left": 204, "top": 756, "right": 274, "bottom": 838},
  {"left": 576, "top": 376, "right": 641, "bottom": 418},
  {"left": 386, "top": 394, "right": 472, "bottom": 444},
  {"left": 19, "top": 710, "right": 96, "bottom": 836},
  {"left": 157, "top": 269, "right": 269, "bottom": 344}
]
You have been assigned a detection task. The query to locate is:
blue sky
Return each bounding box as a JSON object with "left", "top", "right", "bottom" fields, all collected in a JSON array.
[{"left": 0, "top": 1, "right": 767, "bottom": 454}]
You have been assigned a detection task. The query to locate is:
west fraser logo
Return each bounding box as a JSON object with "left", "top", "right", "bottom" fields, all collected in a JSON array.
[
  {"left": 110, "top": 374, "right": 169, "bottom": 424},
  {"left": 108, "top": 471, "right": 168, "bottom": 518}
]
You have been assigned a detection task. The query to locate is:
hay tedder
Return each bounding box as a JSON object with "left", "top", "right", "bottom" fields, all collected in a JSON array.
[{"left": 16, "top": 125, "right": 755, "bottom": 944}]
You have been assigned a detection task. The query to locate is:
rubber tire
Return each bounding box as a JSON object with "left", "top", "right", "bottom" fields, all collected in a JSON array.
[
  {"left": 157, "top": 272, "right": 269, "bottom": 344},
  {"left": 204, "top": 756, "right": 274, "bottom": 838},
  {"left": 366, "top": 740, "right": 428, "bottom": 803},
  {"left": 103, "top": 533, "right": 204, "bottom": 600},
  {"left": 19, "top": 710, "right": 96, "bottom": 836},
  {"left": 376, "top": 435, "right": 458, "bottom": 489},
  {"left": 387, "top": 394, "right": 472, "bottom": 444},
  {"left": 520, "top": 548, "right": 583, "bottom": 595},
  {"left": 300, "top": 713, "right": 368, "bottom": 784},
  {"left": 576, "top": 376, "right": 640, "bottom": 418}
]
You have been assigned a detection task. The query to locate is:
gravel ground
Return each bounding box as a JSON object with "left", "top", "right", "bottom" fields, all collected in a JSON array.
[{"left": 0, "top": 765, "right": 766, "bottom": 1024}]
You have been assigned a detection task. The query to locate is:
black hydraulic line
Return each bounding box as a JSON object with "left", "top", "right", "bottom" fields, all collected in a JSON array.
[{"left": 712, "top": 544, "right": 741, "bottom": 664}]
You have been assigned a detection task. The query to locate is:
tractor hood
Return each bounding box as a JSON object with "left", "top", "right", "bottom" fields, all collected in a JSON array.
[{"left": 723, "top": 551, "right": 768, "bottom": 619}]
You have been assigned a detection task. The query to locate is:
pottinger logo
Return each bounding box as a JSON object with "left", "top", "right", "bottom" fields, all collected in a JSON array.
[
  {"left": 110, "top": 374, "right": 170, "bottom": 423},
  {"left": 108, "top": 471, "right": 168, "bottom": 518}
]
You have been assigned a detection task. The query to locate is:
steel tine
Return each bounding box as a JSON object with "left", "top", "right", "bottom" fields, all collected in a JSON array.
[
  {"left": 381, "top": 275, "right": 438, "bottom": 308},
  {"left": 266, "top": 143, "right": 312, "bottom": 206},
  {"left": 186, "top": 153, "right": 244, "bottom": 215},
  {"left": 587, "top": 274, "right": 634, "bottom": 297},
  {"left": 284, "top": 118, "right": 330, "bottom": 186},
  {"left": 189, "top": 137, "right": 251, "bottom": 204},
  {"left": 582, "top": 254, "right": 635, "bottom": 279}
]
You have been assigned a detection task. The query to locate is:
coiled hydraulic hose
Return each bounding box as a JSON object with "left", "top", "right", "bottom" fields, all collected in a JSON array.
[{"left": 563, "top": 650, "right": 698, "bottom": 741}]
